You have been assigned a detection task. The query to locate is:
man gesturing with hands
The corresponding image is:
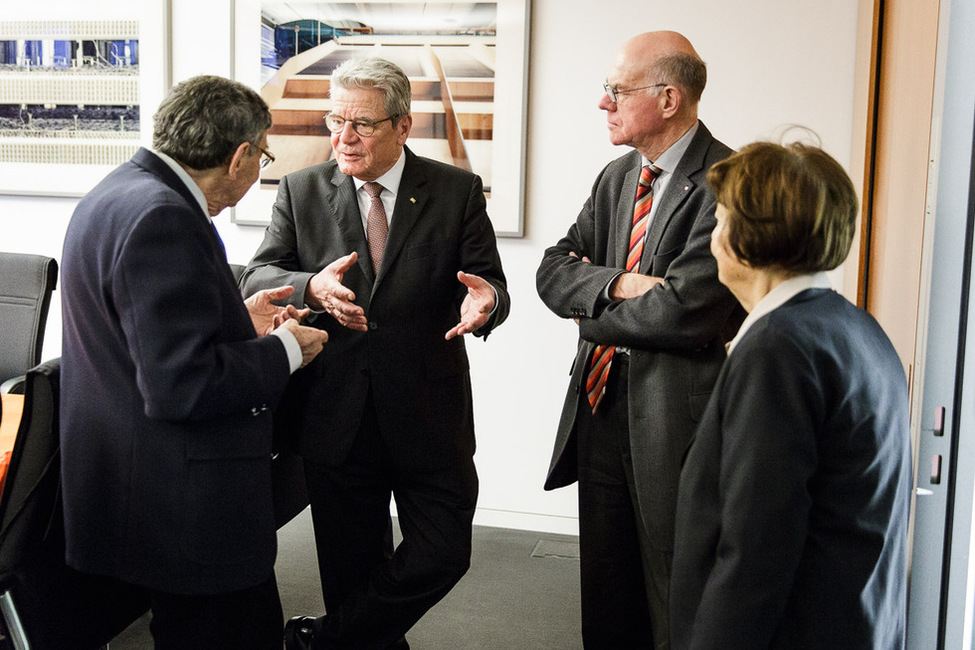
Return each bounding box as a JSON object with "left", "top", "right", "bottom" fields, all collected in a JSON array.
[{"left": 240, "top": 57, "right": 508, "bottom": 650}]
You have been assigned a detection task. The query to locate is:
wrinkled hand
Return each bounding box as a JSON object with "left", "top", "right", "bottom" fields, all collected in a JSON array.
[
  {"left": 445, "top": 272, "right": 496, "bottom": 340},
  {"left": 245, "top": 285, "right": 310, "bottom": 336},
  {"left": 278, "top": 318, "right": 328, "bottom": 368},
  {"left": 307, "top": 252, "right": 368, "bottom": 331},
  {"left": 609, "top": 272, "right": 664, "bottom": 300}
]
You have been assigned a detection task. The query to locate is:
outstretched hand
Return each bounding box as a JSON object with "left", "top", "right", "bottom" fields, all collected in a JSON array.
[
  {"left": 245, "top": 285, "right": 309, "bottom": 336},
  {"left": 445, "top": 271, "right": 496, "bottom": 340},
  {"left": 307, "top": 252, "right": 368, "bottom": 331}
]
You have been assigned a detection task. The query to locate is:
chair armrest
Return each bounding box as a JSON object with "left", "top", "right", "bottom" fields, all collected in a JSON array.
[{"left": 0, "top": 376, "right": 26, "bottom": 395}]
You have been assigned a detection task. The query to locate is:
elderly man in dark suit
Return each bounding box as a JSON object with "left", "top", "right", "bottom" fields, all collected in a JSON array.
[
  {"left": 239, "top": 57, "right": 509, "bottom": 650},
  {"left": 536, "top": 31, "right": 743, "bottom": 649},
  {"left": 60, "top": 75, "right": 327, "bottom": 649}
]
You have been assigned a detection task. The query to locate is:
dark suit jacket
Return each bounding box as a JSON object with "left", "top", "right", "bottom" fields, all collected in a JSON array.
[
  {"left": 240, "top": 146, "right": 509, "bottom": 472},
  {"left": 60, "top": 148, "right": 292, "bottom": 595},
  {"left": 536, "top": 122, "right": 742, "bottom": 551},
  {"left": 670, "top": 289, "right": 911, "bottom": 650}
]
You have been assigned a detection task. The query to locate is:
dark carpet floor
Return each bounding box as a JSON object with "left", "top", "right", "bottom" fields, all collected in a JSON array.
[{"left": 107, "top": 509, "right": 582, "bottom": 649}]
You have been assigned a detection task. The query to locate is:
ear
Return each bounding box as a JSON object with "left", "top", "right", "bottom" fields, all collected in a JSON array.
[
  {"left": 660, "top": 86, "right": 682, "bottom": 119},
  {"left": 396, "top": 114, "right": 413, "bottom": 146},
  {"left": 227, "top": 142, "right": 251, "bottom": 179}
]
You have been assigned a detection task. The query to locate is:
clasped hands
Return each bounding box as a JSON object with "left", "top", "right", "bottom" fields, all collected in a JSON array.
[
  {"left": 305, "top": 251, "right": 495, "bottom": 340},
  {"left": 245, "top": 285, "right": 327, "bottom": 368}
]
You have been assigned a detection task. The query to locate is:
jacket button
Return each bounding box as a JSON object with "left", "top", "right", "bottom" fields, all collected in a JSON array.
[{"left": 368, "top": 321, "right": 378, "bottom": 330}]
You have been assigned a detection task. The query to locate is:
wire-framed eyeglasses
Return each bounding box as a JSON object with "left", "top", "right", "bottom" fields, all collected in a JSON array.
[
  {"left": 603, "top": 82, "right": 668, "bottom": 104},
  {"left": 324, "top": 113, "right": 397, "bottom": 137},
  {"left": 255, "top": 143, "right": 275, "bottom": 169}
]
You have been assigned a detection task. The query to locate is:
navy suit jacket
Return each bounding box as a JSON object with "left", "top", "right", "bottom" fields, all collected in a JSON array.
[
  {"left": 240, "top": 146, "right": 508, "bottom": 472},
  {"left": 60, "top": 148, "right": 292, "bottom": 595},
  {"left": 670, "top": 289, "right": 911, "bottom": 649}
]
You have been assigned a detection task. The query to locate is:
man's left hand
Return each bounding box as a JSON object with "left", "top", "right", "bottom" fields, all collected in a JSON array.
[
  {"left": 445, "top": 271, "right": 495, "bottom": 340},
  {"left": 245, "top": 285, "right": 309, "bottom": 336}
]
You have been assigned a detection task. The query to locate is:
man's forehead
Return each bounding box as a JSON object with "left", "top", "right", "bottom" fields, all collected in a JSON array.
[{"left": 331, "top": 87, "right": 384, "bottom": 112}]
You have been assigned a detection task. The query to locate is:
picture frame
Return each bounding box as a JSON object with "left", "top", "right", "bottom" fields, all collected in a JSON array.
[
  {"left": 231, "top": 0, "right": 530, "bottom": 237},
  {"left": 0, "top": 0, "right": 171, "bottom": 198}
]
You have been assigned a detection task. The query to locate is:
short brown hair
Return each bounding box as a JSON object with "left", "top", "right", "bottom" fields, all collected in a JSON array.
[{"left": 707, "top": 141, "right": 858, "bottom": 273}]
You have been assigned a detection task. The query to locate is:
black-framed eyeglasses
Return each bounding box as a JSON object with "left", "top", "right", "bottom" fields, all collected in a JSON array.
[
  {"left": 255, "top": 143, "right": 275, "bottom": 169},
  {"left": 603, "top": 81, "right": 668, "bottom": 104},
  {"left": 324, "top": 113, "right": 397, "bottom": 138}
]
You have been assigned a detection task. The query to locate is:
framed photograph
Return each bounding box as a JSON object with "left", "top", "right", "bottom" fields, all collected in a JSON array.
[
  {"left": 232, "top": 0, "right": 530, "bottom": 236},
  {"left": 0, "top": 0, "right": 170, "bottom": 197}
]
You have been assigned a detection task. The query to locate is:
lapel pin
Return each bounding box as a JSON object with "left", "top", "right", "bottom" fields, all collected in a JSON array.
[
  {"left": 684, "top": 185, "right": 690, "bottom": 191},
  {"left": 410, "top": 197, "right": 416, "bottom": 203}
]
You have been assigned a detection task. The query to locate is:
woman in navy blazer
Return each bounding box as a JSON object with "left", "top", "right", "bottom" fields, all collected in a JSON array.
[{"left": 670, "top": 141, "right": 912, "bottom": 649}]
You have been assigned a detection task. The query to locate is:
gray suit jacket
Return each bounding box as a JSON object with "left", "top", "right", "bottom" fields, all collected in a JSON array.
[
  {"left": 536, "top": 122, "right": 742, "bottom": 551},
  {"left": 241, "top": 147, "right": 509, "bottom": 472}
]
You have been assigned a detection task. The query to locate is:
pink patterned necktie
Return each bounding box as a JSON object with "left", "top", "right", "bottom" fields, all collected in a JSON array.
[
  {"left": 586, "top": 165, "right": 660, "bottom": 413},
  {"left": 364, "top": 181, "right": 388, "bottom": 274}
]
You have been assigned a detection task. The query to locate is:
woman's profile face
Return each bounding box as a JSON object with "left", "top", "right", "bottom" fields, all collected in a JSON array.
[{"left": 711, "top": 204, "right": 748, "bottom": 292}]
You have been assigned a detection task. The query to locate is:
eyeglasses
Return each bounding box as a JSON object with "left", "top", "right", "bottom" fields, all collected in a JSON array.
[
  {"left": 324, "top": 113, "right": 397, "bottom": 138},
  {"left": 603, "top": 82, "right": 668, "bottom": 104},
  {"left": 255, "top": 143, "right": 275, "bottom": 169}
]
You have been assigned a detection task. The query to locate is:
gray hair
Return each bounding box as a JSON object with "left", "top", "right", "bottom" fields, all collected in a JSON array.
[
  {"left": 330, "top": 57, "right": 412, "bottom": 122},
  {"left": 650, "top": 53, "right": 707, "bottom": 104},
  {"left": 152, "top": 75, "right": 272, "bottom": 170}
]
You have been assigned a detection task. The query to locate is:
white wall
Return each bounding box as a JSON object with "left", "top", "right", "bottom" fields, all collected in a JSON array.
[{"left": 0, "top": 0, "right": 858, "bottom": 535}]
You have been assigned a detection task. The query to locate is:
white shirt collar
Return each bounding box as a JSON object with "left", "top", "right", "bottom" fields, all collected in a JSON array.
[
  {"left": 352, "top": 149, "right": 407, "bottom": 195},
  {"left": 726, "top": 271, "right": 833, "bottom": 356},
  {"left": 150, "top": 148, "right": 211, "bottom": 222},
  {"left": 643, "top": 121, "right": 699, "bottom": 173}
]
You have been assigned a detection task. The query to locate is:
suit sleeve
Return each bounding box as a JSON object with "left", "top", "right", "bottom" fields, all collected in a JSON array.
[
  {"left": 114, "top": 204, "right": 290, "bottom": 422},
  {"left": 458, "top": 172, "right": 509, "bottom": 336},
  {"left": 536, "top": 166, "right": 628, "bottom": 322},
  {"left": 584, "top": 190, "right": 735, "bottom": 349},
  {"left": 239, "top": 174, "right": 317, "bottom": 307},
  {"left": 538, "top": 166, "right": 736, "bottom": 352},
  {"left": 688, "top": 330, "right": 821, "bottom": 648}
]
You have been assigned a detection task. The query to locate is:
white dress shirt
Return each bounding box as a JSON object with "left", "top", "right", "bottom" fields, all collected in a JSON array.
[{"left": 725, "top": 271, "right": 833, "bottom": 356}]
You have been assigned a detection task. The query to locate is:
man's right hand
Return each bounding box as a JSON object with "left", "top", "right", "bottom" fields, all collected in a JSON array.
[
  {"left": 609, "top": 272, "right": 664, "bottom": 300},
  {"left": 306, "top": 252, "right": 369, "bottom": 331},
  {"left": 279, "top": 318, "right": 328, "bottom": 368}
]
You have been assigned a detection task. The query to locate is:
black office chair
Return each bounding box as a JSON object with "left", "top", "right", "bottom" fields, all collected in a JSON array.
[
  {"left": 0, "top": 254, "right": 58, "bottom": 395},
  {"left": 0, "top": 360, "right": 146, "bottom": 649}
]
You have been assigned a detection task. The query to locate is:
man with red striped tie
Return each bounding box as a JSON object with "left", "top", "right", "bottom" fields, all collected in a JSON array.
[{"left": 536, "top": 31, "right": 744, "bottom": 650}]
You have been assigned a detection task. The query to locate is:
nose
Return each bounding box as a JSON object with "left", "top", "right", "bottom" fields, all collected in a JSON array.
[
  {"left": 598, "top": 92, "right": 615, "bottom": 112},
  {"left": 339, "top": 121, "right": 360, "bottom": 143}
]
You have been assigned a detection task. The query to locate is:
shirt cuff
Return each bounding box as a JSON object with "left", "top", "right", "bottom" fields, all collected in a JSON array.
[{"left": 271, "top": 328, "right": 303, "bottom": 373}]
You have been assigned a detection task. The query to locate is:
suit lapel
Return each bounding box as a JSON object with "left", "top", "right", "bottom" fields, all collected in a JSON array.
[
  {"left": 643, "top": 171, "right": 694, "bottom": 265},
  {"left": 328, "top": 165, "right": 374, "bottom": 281},
  {"left": 373, "top": 148, "right": 428, "bottom": 292},
  {"left": 642, "top": 124, "right": 711, "bottom": 263}
]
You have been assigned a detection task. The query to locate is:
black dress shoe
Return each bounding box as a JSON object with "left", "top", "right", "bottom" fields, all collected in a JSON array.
[{"left": 284, "top": 616, "right": 317, "bottom": 650}]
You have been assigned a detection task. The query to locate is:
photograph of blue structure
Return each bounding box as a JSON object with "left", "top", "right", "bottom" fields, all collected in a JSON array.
[{"left": 0, "top": 20, "right": 141, "bottom": 167}]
